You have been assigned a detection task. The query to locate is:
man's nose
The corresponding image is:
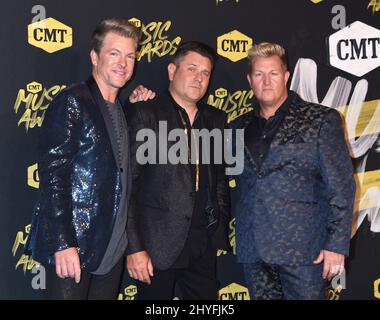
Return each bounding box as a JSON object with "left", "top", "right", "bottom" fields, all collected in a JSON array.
[
  {"left": 194, "top": 71, "right": 202, "bottom": 82},
  {"left": 263, "top": 74, "right": 270, "bottom": 85},
  {"left": 118, "top": 56, "right": 127, "bottom": 67}
]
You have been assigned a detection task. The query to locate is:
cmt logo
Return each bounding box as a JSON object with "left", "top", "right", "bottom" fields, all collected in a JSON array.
[
  {"left": 128, "top": 17, "right": 142, "bottom": 28},
  {"left": 215, "top": 88, "right": 228, "bottom": 98},
  {"left": 375, "top": 278, "right": 380, "bottom": 299},
  {"left": 27, "top": 82, "right": 43, "bottom": 94},
  {"left": 28, "top": 17, "right": 73, "bottom": 53},
  {"left": 118, "top": 285, "right": 137, "bottom": 300},
  {"left": 13, "top": 81, "right": 66, "bottom": 131},
  {"left": 219, "top": 283, "right": 250, "bottom": 300},
  {"left": 310, "top": 0, "right": 324, "bottom": 3},
  {"left": 328, "top": 21, "right": 380, "bottom": 76},
  {"left": 207, "top": 88, "right": 253, "bottom": 123},
  {"left": 28, "top": 163, "right": 39, "bottom": 189},
  {"left": 217, "top": 30, "right": 252, "bottom": 62}
]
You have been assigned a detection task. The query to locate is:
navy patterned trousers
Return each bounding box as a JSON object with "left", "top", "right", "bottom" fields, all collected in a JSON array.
[{"left": 243, "top": 261, "right": 326, "bottom": 300}]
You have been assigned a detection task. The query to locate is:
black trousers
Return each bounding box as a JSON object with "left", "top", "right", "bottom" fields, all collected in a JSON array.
[
  {"left": 137, "top": 243, "right": 218, "bottom": 300},
  {"left": 44, "top": 258, "right": 124, "bottom": 300}
]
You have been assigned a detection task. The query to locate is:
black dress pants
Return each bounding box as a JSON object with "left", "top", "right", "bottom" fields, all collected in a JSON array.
[
  {"left": 44, "top": 258, "right": 124, "bottom": 300},
  {"left": 137, "top": 243, "right": 218, "bottom": 300}
]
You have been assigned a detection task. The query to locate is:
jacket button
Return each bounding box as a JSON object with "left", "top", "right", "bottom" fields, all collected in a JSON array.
[{"left": 257, "top": 173, "right": 263, "bottom": 179}]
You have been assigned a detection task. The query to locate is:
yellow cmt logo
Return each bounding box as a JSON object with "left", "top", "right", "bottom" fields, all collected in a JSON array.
[
  {"left": 118, "top": 285, "right": 137, "bottom": 300},
  {"left": 215, "top": 88, "right": 228, "bottom": 99},
  {"left": 128, "top": 18, "right": 142, "bottom": 28},
  {"left": 28, "top": 17, "right": 72, "bottom": 53},
  {"left": 311, "top": 0, "right": 324, "bottom": 3},
  {"left": 208, "top": 87, "right": 254, "bottom": 123},
  {"left": 217, "top": 30, "right": 252, "bottom": 62},
  {"left": 27, "top": 164, "right": 39, "bottom": 189},
  {"left": 219, "top": 283, "right": 250, "bottom": 300},
  {"left": 375, "top": 278, "right": 380, "bottom": 299},
  {"left": 14, "top": 81, "right": 66, "bottom": 131},
  {"left": 27, "top": 81, "right": 43, "bottom": 94}
]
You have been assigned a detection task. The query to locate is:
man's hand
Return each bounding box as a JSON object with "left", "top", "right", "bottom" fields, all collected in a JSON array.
[
  {"left": 129, "top": 85, "right": 156, "bottom": 103},
  {"left": 54, "top": 247, "right": 81, "bottom": 283},
  {"left": 127, "top": 251, "right": 154, "bottom": 284},
  {"left": 313, "top": 249, "right": 345, "bottom": 280}
]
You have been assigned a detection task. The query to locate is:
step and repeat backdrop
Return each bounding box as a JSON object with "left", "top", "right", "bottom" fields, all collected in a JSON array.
[{"left": 1, "top": 0, "right": 379, "bottom": 300}]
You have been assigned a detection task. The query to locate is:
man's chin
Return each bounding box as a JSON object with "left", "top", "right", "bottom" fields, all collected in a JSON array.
[
  {"left": 260, "top": 94, "right": 276, "bottom": 103},
  {"left": 112, "top": 80, "right": 129, "bottom": 89},
  {"left": 191, "top": 95, "right": 205, "bottom": 103},
  {"left": 258, "top": 98, "right": 277, "bottom": 107},
  {"left": 189, "top": 91, "right": 206, "bottom": 102}
]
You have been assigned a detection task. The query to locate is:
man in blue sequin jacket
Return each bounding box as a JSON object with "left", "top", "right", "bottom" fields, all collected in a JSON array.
[{"left": 26, "top": 18, "right": 154, "bottom": 299}]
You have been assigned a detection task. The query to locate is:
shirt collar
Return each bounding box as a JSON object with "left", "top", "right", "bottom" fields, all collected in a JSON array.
[
  {"left": 253, "top": 91, "right": 293, "bottom": 120},
  {"left": 166, "top": 89, "right": 202, "bottom": 114}
]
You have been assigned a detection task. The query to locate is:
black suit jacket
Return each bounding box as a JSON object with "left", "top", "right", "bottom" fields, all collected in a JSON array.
[{"left": 126, "top": 92, "right": 230, "bottom": 270}]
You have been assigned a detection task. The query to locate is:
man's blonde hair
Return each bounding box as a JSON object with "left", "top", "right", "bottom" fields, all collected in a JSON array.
[{"left": 247, "top": 42, "right": 288, "bottom": 73}]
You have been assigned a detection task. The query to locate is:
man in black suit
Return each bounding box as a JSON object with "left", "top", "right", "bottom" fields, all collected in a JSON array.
[{"left": 126, "top": 41, "right": 231, "bottom": 299}]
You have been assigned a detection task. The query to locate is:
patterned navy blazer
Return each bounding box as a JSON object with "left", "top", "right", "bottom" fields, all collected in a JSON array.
[{"left": 230, "top": 92, "right": 356, "bottom": 266}]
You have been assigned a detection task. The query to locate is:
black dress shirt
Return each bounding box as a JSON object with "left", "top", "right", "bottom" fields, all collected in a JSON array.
[
  {"left": 245, "top": 93, "right": 292, "bottom": 168},
  {"left": 168, "top": 92, "right": 209, "bottom": 268}
]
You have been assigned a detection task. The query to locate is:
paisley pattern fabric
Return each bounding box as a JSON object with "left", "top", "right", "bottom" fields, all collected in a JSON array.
[
  {"left": 230, "top": 92, "right": 356, "bottom": 266},
  {"left": 243, "top": 261, "right": 325, "bottom": 300}
]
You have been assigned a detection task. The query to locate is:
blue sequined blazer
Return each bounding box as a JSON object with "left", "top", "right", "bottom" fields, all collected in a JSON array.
[{"left": 26, "top": 77, "right": 131, "bottom": 272}]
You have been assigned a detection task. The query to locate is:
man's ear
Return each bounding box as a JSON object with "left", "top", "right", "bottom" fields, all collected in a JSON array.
[
  {"left": 284, "top": 70, "right": 290, "bottom": 86},
  {"left": 168, "top": 63, "right": 177, "bottom": 81},
  {"left": 90, "top": 50, "right": 98, "bottom": 67}
]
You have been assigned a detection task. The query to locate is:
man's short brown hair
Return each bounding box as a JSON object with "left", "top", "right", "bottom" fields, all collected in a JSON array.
[
  {"left": 91, "top": 18, "right": 141, "bottom": 54},
  {"left": 172, "top": 41, "right": 217, "bottom": 68}
]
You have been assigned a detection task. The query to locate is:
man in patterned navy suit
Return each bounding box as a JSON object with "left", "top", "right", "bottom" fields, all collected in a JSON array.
[{"left": 231, "top": 42, "right": 356, "bottom": 299}]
